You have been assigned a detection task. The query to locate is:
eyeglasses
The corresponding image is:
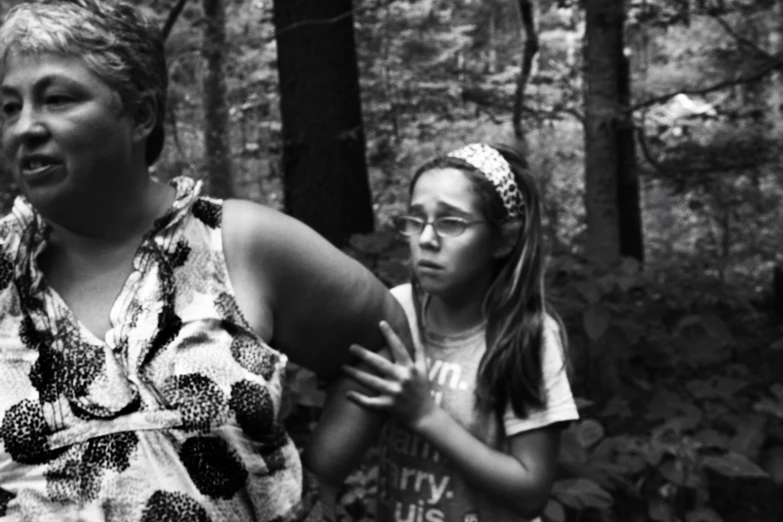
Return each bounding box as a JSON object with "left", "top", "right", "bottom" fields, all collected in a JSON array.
[{"left": 392, "top": 215, "right": 484, "bottom": 237}]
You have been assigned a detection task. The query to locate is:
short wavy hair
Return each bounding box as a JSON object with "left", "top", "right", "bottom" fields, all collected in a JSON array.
[{"left": 0, "top": 0, "right": 168, "bottom": 165}]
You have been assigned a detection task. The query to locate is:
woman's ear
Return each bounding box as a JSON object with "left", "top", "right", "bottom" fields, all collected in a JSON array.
[
  {"left": 493, "top": 220, "right": 523, "bottom": 259},
  {"left": 132, "top": 91, "right": 158, "bottom": 143}
]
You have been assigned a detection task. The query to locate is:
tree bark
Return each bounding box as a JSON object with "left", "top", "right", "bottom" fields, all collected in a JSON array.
[
  {"left": 273, "top": 0, "right": 374, "bottom": 247},
  {"left": 583, "top": 0, "right": 624, "bottom": 265},
  {"left": 202, "top": 0, "right": 233, "bottom": 199},
  {"left": 770, "top": 1, "right": 782, "bottom": 320},
  {"left": 616, "top": 53, "right": 644, "bottom": 262},
  {"left": 512, "top": 0, "right": 539, "bottom": 139},
  {"left": 768, "top": 0, "right": 783, "bottom": 135},
  {"left": 775, "top": 265, "right": 783, "bottom": 320},
  {"left": 487, "top": 14, "right": 497, "bottom": 74}
]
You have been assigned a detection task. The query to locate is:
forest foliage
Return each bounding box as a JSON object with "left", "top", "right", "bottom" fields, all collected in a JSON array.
[{"left": 0, "top": 0, "right": 782, "bottom": 520}]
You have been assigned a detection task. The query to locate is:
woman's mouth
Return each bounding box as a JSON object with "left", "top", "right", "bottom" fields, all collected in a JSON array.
[
  {"left": 19, "top": 157, "right": 62, "bottom": 181},
  {"left": 417, "top": 260, "right": 443, "bottom": 271}
]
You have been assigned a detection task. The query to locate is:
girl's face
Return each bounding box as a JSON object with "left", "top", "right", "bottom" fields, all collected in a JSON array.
[
  {"left": 408, "top": 167, "right": 501, "bottom": 300},
  {"left": 0, "top": 52, "right": 137, "bottom": 221}
]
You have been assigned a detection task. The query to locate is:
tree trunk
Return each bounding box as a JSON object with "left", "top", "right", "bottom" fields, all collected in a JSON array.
[
  {"left": 583, "top": 0, "right": 624, "bottom": 266},
  {"left": 202, "top": 0, "right": 233, "bottom": 199},
  {"left": 273, "top": 0, "right": 374, "bottom": 247},
  {"left": 616, "top": 53, "right": 644, "bottom": 262},
  {"left": 775, "top": 265, "right": 783, "bottom": 320},
  {"left": 512, "top": 0, "right": 539, "bottom": 139},
  {"left": 770, "top": 1, "right": 782, "bottom": 320},
  {"left": 487, "top": 14, "right": 497, "bottom": 74},
  {"left": 768, "top": 0, "right": 783, "bottom": 135}
]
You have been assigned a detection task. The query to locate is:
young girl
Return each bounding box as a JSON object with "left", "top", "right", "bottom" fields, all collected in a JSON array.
[{"left": 343, "top": 143, "right": 579, "bottom": 522}]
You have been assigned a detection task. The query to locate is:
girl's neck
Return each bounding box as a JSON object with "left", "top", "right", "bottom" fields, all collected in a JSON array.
[{"left": 424, "top": 273, "right": 492, "bottom": 336}]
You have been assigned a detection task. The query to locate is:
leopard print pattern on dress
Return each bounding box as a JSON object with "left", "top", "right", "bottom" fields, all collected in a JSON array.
[{"left": 447, "top": 143, "right": 524, "bottom": 219}]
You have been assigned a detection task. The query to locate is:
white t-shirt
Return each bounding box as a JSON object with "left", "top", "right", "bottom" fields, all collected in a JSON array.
[{"left": 375, "top": 284, "right": 579, "bottom": 522}]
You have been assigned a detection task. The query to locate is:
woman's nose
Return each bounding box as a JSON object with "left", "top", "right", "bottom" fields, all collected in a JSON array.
[{"left": 12, "top": 106, "right": 48, "bottom": 145}]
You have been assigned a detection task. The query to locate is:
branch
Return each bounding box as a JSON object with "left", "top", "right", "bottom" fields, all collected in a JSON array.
[
  {"left": 630, "top": 58, "right": 783, "bottom": 111},
  {"left": 462, "top": 86, "right": 582, "bottom": 122},
  {"left": 272, "top": 0, "right": 396, "bottom": 40},
  {"left": 512, "top": 0, "right": 540, "bottom": 138},
  {"left": 708, "top": 12, "right": 774, "bottom": 60},
  {"left": 162, "top": 0, "right": 189, "bottom": 41},
  {"left": 635, "top": 116, "right": 672, "bottom": 175},
  {"left": 635, "top": 112, "right": 766, "bottom": 178},
  {"left": 167, "top": 0, "right": 397, "bottom": 65},
  {"left": 521, "top": 104, "right": 584, "bottom": 123}
]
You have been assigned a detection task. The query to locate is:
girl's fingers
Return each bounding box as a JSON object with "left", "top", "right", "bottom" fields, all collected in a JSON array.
[
  {"left": 348, "top": 344, "right": 400, "bottom": 377},
  {"left": 343, "top": 365, "right": 400, "bottom": 395},
  {"left": 379, "top": 321, "right": 413, "bottom": 364},
  {"left": 345, "top": 390, "right": 394, "bottom": 410}
]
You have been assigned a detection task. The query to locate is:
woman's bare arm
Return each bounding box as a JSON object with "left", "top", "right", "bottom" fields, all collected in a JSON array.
[{"left": 222, "top": 200, "right": 414, "bottom": 495}]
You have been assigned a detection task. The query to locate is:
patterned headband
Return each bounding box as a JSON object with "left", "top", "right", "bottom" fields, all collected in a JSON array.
[{"left": 447, "top": 143, "right": 524, "bottom": 219}]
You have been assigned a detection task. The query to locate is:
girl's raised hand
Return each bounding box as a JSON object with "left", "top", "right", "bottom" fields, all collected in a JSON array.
[{"left": 343, "top": 321, "right": 437, "bottom": 430}]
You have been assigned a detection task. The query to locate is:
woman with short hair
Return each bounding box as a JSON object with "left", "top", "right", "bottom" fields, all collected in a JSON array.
[{"left": 0, "top": 1, "right": 406, "bottom": 520}]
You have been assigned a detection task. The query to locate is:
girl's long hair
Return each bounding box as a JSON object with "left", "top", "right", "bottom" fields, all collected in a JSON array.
[{"left": 410, "top": 143, "right": 561, "bottom": 419}]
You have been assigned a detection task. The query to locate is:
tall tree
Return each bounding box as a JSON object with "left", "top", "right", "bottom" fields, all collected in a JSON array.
[
  {"left": 616, "top": 53, "right": 644, "bottom": 262},
  {"left": 512, "top": 0, "right": 539, "bottom": 139},
  {"left": 273, "top": 0, "right": 374, "bottom": 247},
  {"left": 583, "top": 0, "right": 643, "bottom": 265},
  {"left": 202, "top": 0, "right": 233, "bottom": 198},
  {"left": 769, "top": 0, "right": 783, "bottom": 136},
  {"left": 770, "top": 0, "right": 782, "bottom": 313}
]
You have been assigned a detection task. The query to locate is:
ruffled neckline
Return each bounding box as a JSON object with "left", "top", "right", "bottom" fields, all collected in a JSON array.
[
  {"left": 2, "top": 176, "right": 203, "bottom": 350},
  {"left": 4, "top": 176, "right": 202, "bottom": 288}
]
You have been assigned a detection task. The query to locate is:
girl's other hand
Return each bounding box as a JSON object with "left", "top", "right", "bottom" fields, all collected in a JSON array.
[{"left": 343, "top": 321, "right": 436, "bottom": 430}]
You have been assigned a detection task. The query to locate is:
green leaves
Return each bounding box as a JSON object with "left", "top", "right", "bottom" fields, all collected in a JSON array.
[
  {"left": 686, "top": 376, "right": 749, "bottom": 401},
  {"left": 582, "top": 304, "right": 611, "bottom": 342},
  {"left": 551, "top": 478, "right": 613, "bottom": 510},
  {"left": 701, "top": 452, "right": 769, "bottom": 479},
  {"left": 543, "top": 499, "right": 566, "bottom": 522},
  {"left": 284, "top": 365, "right": 325, "bottom": 409},
  {"left": 573, "top": 419, "right": 606, "bottom": 448}
]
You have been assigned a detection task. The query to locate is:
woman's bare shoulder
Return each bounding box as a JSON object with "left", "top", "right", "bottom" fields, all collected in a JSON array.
[
  {"left": 220, "top": 199, "right": 297, "bottom": 340},
  {"left": 221, "top": 198, "right": 353, "bottom": 279},
  {"left": 222, "top": 199, "right": 292, "bottom": 247}
]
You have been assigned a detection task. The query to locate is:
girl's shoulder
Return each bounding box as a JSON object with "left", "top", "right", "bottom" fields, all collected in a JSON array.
[
  {"left": 390, "top": 282, "right": 413, "bottom": 304},
  {"left": 390, "top": 282, "right": 416, "bottom": 324},
  {"left": 543, "top": 312, "right": 567, "bottom": 348},
  {"left": 389, "top": 283, "right": 424, "bottom": 347}
]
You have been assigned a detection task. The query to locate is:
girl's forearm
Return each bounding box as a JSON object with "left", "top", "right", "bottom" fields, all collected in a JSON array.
[
  {"left": 316, "top": 482, "right": 338, "bottom": 522},
  {"left": 411, "top": 407, "right": 551, "bottom": 518},
  {"left": 303, "top": 375, "right": 385, "bottom": 489}
]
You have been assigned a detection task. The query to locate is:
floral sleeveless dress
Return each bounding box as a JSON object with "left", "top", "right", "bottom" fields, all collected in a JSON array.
[{"left": 0, "top": 177, "right": 320, "bottom": 521}]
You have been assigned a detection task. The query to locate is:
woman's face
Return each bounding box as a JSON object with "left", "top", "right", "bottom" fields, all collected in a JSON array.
[
  {"left": 0, "top": 52, "right": 136, "bottom": 219},
  {"left": 408, "top": 167, "right": 499, "bottom": 300}
]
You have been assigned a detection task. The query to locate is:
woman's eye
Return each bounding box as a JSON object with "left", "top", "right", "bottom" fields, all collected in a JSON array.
[
  {"left": 1, "top": 102, "right": 20, "bottom": 116},
  {"left": 46, "top": 95, "right": 73, "bottom": 105}
]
